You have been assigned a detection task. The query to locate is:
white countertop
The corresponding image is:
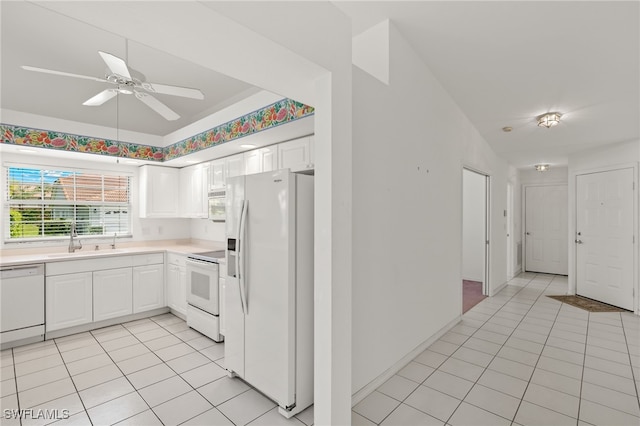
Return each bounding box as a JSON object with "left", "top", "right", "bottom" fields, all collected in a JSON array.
[{"left": 0, "top": 240, "right": 226, "bottom": 267}]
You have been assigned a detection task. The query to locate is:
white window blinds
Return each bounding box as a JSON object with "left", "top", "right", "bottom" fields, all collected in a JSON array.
[{"left": 5, "top": 166, "right": 132, "bottom": 241}]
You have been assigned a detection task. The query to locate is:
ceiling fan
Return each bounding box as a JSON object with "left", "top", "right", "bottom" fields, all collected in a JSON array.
[{"left": 22, "top": 51, "right": 204, "bottom": 121}]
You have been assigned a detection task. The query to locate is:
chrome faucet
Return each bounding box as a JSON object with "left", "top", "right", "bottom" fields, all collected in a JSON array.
[
  {"left": 68, "top": 222, "right": 82, "bottom": 253},
  {"left": 111, "top": 233, "right": 117, "bottom": 249}
]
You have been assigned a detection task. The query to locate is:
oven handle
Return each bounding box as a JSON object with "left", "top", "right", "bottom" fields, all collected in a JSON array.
[
  {"left": 238, "top": 199, "right": 248, "bottom": 314},
  {"left": 185, "top": 258, "right": 218, "bottom": 266}
]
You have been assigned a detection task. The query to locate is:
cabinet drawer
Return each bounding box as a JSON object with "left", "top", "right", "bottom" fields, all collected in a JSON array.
[
  {"left": 132, "top": 253, "right": 164, "bottom": 266},
  {"left": 166, "top": 252, "right": 187, "bottom": 267}
]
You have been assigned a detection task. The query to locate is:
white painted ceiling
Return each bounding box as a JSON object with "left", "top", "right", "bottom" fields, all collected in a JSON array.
[
  {"left": 1, "top": 1, "right": 260, "bottom": 137},
  {"left": 2, "top": 2, "right": 638, "bottom": 170},
  {"left": 336, "top": 1, "right": 639, "bottom": 168}
]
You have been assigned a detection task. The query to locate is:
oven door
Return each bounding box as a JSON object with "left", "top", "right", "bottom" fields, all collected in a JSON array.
[{"left": 186, "top": 258, "right": 219, "bottom": 315}]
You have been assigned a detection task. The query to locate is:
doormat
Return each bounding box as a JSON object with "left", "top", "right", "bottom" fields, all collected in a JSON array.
[{"left": 547, "top": 295, "right": 629, "bottom": 312}]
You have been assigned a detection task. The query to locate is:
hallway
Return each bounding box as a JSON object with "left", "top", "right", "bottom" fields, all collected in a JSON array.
[{"left": 354, "top": 273, "right": 640, "bottom": 425}]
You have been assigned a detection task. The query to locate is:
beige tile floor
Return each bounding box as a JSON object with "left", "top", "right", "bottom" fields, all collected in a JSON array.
[
  {"left": 353, "top": 273, "right": 640, "bottom": 426},
  {"left": 1, "top": 272, "right": 639, "bottom": 425},
  {"left": 1, "top": 314, "right": 313, "bottom": 425}
]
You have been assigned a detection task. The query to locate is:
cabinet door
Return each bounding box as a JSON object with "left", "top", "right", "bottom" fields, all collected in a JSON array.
[
  {"left": 278, "top": 136, "right": 314, "bottom": 172},
  {"left": 177, "top": 266, "right": 188, "bottom": 315},
  {"left": 193, "top": 164, "right": 208, "bottom": 217},
  {"left": 133, "top": 264, "right": 165, "bottom": 313},
  {"left": 179, "top": 164, "right": 208, "bottom": 218},
  {"left": 140, "top": 166, "right": 179, "bottom": 218},
  {"left": 245, "top": 146, "right": 278, "bottom": 175},
  {"left": 244, "top": 150, "right": 260, "bottom": 175},
  {"left": 209, "top": 159, "right": 226, "bottom": 190},
  {"left": 167, "top": 264, "right": 185, "bottom": 315},
  {"left": 46, "top": 272, "right": 93, "bottom": 332},
  {"left": 226, "top": 154, "right": 244, "bottom": 179},
  {"left": 93, "top": 268, "right": 133, "bottom": 322},
  {"left": 260, "top": 146, "right": 278, "bottom": 172}
]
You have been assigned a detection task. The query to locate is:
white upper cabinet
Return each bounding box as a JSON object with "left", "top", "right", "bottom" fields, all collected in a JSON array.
[
  {"left": 278, "top": 136, "right": 314, "bottom": 173},
  {"left": 226, "top": 154, "right": 245, "bottom": 179},
  {"left": 209, "top": 159, "right": 226, "bottom": 191},
  {"left": 245, "top": 145, "right": 278, "bottom": 175},
  {"left": 209, "top": 154, "right": 244, "bottom": 190},
  {"left": 179, "top": 163, "right": 208, "bottom": 218},
  {"left": 139, "top": 165, "right": 179, "bottom": 218}
]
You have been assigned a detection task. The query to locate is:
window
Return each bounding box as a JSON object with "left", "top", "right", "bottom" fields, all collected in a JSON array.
[{"left": 5, "top": 166, "right": 132, "bottom": 241}]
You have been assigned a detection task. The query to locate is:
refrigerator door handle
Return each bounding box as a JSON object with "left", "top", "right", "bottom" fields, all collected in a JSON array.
[{"left": 238, "top": 199, "right": 249, "bottom": 314}]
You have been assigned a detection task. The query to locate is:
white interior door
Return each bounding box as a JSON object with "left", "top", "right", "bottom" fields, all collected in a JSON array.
[
  {"left": 507, "top": 183, "right": 514, "bottom": 279},
  {"left": 576, "top": 168, "right": 634, "bottom": 310},
  {"left": 525, "top": 185, "right": 568, "bottom": 275}
]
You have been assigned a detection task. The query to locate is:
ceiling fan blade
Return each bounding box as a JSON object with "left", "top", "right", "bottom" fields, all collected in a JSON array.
[
  {"left": 141, "top": 82, "right": 204, "bottom": 100},
  {"left": 21, "top": 65, "right": 108, "bottom": 83},
  {"left": 83, "top": 89, "right": 118, "bottom": 106},
  {"left": 98, "top": 51, "right": 131, "bottom": 79},
  {"left": 135, "top": 92, "right": 180, "bottom": 121}
]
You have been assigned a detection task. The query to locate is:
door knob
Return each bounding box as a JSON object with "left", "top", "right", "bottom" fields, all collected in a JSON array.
[
  {"left": 575, "top": 239, "right": 583, "bottom": 244},
  {"left": 526, "top": 232, "right": 531, "bottom": 235}
]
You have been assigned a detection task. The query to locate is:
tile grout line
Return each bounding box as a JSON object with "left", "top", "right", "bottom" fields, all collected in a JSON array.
[
  {"left": 618, "top": 313, "right": 640, "bottom": 414},
  {"left": 51, "top": 336, "right": 94, "bottom": 426},
  {"left": 144, "top": 315, "right": 240, "bottom": 426},
  {"left": 375, "top": 273, "right": 539, "bottom": 425},
  {"left": 459, "top": 274, "right": 564, "bottom": 426}
]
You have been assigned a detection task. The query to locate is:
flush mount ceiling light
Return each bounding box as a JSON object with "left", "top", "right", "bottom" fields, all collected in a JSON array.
[
  {"left": 535, "top": 164, "right": 550, "bottom": 172},
  {"left": 536, "top": 112, "right": 562, "bottom": 128}
]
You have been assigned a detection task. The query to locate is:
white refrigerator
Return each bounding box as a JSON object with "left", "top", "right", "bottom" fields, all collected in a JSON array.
[{"left": 224, "top": 169, "right": 314, "bottom": 418}]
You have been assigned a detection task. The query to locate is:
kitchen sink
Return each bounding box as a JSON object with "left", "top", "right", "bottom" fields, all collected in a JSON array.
[{"left": 47, "top": 249, "right": 126, "bottom": 258}]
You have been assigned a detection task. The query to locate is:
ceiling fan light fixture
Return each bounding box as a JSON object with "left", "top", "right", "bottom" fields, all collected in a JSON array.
[
  {"left": 535, "top": 164, "right": 550, "bottom": 172},
  {"left": 116, "top": 86, "right": 133, "bottom": 95},
  {"left": 536, "top": 112, "right": 562, "bottom": 128}
]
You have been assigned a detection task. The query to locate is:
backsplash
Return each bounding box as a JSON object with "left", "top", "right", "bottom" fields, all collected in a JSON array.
[{"left": 1, "top": 98, "right": 314, "bottom": 162}]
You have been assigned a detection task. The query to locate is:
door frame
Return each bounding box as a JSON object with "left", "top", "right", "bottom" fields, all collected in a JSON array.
[
  {"left": 569, "top": 162, "right": 639, "bottom": 315},
  {"left": 462, "top": 167, "right": 491, "bottom": 297},
  {"left": 521, "top": 183, "right": 569, "bottom": 275},
  {"left": 507, "top": 183, "right": 514, "bottom": 280}
]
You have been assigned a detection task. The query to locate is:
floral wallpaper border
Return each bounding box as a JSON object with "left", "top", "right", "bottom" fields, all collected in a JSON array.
[{"left": 0, "top": 98, "right": 314, "bottom": 162}]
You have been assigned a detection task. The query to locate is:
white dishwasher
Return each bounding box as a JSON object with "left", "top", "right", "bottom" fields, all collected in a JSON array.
[{"left": 1, "top": 264, "right": 45, "bottom": 349}]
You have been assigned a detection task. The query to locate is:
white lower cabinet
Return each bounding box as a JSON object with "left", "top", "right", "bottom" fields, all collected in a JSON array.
[
  {"left": 93, "top": 268, "right": 133, "bottom": 321},
  {"left": 45, "top": 252, "right": 165, "bottom": 334},
  {"left": 133, "top": 264, "right": 164, "bottom": 313},
  {"left": 46, "top": 272, "right": 93, "bottom": 332},
  {"left": 166, "top": 254, "right": 187, "bottom": 317}
]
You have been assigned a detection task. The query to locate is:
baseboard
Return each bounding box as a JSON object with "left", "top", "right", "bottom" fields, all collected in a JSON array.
[
  {"left": 491, "top": 280, "right": 508, "bottom": 297},
  {"left": 45, "top": 307, "right": 170, "bottom": 340},
  {"left": 351, "top": 315, "right": 462, "bottom": 406}
]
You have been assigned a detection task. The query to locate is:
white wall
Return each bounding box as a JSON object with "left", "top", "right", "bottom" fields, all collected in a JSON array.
[
  {"left": 520, "top": 166, "right": 568, "bottom": 186},
  {"left": 567, "top": 139, "right": 640, "bottom": 314},
  {"left": 462, "top": 169, "right": 486, "bottom": 282},
  {"left": 351, "top": 22, "right": 510, "bottom": 394},
  {"left": 0, "top": 152, "right": 191, "bottom": 251},
  {"left": 190, "top": 219, "right": 225, "bottom": 243}
]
